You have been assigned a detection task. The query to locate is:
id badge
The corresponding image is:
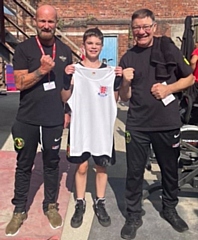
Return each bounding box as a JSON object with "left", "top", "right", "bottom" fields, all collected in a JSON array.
[
  {"left": 43, "top": 81, "right": 56, "bottom": 91},
  {"left": 161, "top": 82, "right": 175, "bottom": 106}
]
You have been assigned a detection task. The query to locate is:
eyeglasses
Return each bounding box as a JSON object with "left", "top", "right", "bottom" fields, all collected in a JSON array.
[{"left": 132, "top": 24, "right": 154, "bottom": 33}]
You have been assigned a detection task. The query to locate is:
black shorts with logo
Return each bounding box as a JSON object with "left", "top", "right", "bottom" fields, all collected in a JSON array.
[{"left": 66, "top": 131, "right": 116, "bottom": 167}]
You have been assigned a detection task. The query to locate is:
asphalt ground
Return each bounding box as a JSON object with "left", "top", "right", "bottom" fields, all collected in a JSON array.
[{"left": 0, "top": 92, "right": 198, "bottom": 240}]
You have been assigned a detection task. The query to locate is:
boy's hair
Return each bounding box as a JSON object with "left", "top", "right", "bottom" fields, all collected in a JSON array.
[
  {"left": 131, "top": 8, "right": 155, "bottom": 22},
  {"left": 83, "top": 27, "right": 104, "bottom": 45}
]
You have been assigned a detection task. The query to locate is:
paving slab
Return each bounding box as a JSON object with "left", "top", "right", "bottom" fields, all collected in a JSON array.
[
  {"left": 0, "top": 150, "right": 76, "bottom": 240},
  {"left": 0, "top": 93, "right": 198, "bottom": 240}
]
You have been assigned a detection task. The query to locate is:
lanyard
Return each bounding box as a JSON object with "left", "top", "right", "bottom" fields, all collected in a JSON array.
[{"left": 35, "top": 36, "right": 56, "bottom": 81}]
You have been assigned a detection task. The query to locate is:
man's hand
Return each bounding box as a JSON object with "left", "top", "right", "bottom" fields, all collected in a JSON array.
[
  {"left": 151, "top": 83, "right": 170, "bottom": 99},
  {"left": 123, "top": 68, "right": 134, "bottom": 81},
  {"left": 118, "top": 67, "right": 134, "bottom": 101},
  {"left": 39, "top": 55, "right": 55, "bottom": 75}
]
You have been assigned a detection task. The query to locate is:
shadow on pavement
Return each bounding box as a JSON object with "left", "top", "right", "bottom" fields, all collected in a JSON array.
[{"left": 0, "top": 93, "right": 19, "bottom": 148}]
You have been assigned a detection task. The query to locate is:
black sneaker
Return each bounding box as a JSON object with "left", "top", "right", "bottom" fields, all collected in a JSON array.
[
  {"left": 121, "top": 217, "right": 143, "bottom": 239},
  {"left": 70, "top": 199, "right": 86, "bottom": 228},
  {"left": 93, "top": 198, "right": 111, "bottom": 227},
  {"left": 160, "top": 208, "right": 189, "bottom": 232}
]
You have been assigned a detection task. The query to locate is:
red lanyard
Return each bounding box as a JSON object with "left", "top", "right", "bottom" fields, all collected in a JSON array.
[{"left": 35, "top": 36, "right": 56, "bottom": 81}]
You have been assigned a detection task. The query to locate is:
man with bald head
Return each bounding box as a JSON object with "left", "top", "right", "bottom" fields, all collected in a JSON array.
[{"left": 5, "top": 5, "right": 72, "bottom": 236}]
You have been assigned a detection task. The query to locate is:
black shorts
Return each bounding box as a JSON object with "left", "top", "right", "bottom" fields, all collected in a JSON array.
[{"left": 66, "top": 131, "right": 116, "bottom": 167}]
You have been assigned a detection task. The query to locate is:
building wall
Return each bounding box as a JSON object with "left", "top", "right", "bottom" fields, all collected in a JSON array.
[
  {"left": 39, "top": 0, "right": 198, "bottom": 19},
  {"left": 13, "top": 0, "right": 198, "bottom": 61}
]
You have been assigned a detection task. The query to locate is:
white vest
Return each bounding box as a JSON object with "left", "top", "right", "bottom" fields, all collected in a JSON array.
[{"left": 68, "top": 64, "right": 117, "bottom": 157}]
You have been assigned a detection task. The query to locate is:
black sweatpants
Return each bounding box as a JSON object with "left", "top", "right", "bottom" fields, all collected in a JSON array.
[
  {"left": 11, "top": 120, "right": 63, "bottom": 213},
  {"left": 125, "top": 128, "right": 180, "bottom": 218}
]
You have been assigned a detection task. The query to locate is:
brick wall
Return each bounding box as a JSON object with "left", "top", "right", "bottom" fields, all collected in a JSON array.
[
  {"left": 35, "top": 0, "right": 197, "bottom": 60},
  {"left": 39, "top": 0, "right": 198, "bottom": 19},
  {"left": 6, "top": 0, "right": 197, "bottom": 61}
]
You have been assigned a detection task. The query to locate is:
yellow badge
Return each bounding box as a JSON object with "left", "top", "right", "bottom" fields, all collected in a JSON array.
[
  {"left": 125, "top": 131, "right": 131, "bottom": 144},
  {"left": 14, "top": 138, "right": 25, "bottom": 149},
  {"left": 183, "top": 57, "right": 190, "bottom": 65}
]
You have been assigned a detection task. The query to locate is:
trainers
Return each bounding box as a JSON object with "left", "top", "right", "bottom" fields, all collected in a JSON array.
[
  {"left": 5, "top": 212, "right": 27, "bottom": 236},
  {"left": 160, "top": 208, "right": 189, "bottom": 232},
  {"left": 93, "top": 198, "right": 111, "bottom": 227},
  {"left": 45, "top": 203, "right": 63, "bottom": 229},
  {"left": 71, "top": 199, "right": 86, "bottom": 228},
  {"left": 121, "top": 217, "right": 143, "bottom": 239}
]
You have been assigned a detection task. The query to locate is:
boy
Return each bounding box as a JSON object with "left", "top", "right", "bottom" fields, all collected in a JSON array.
[{"left": 62, "top": 27, "right": 122, "bottom": 228}]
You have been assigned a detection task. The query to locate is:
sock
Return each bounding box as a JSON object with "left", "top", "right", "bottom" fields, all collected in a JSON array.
[
  {"left": 95, "top": 197, "right": 106, "bottom": 204},
  {"left": 76, "top": 198, "right": 86, "bottom": 205}
]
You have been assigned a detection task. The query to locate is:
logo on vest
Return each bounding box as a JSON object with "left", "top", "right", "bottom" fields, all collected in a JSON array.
[{"left": 98, "top": 86, "right": 108, "bottom": 97}]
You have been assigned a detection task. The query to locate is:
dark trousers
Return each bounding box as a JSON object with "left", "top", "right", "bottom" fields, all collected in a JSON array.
[
  {"left": 125, "top": 128, "right": 180, "bottom": 218},
  {"left": 11, "top": 120, "right": 63, "bottom": 213}
]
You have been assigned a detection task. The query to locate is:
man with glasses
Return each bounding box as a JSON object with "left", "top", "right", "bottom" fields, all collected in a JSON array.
[{"left": 119, "top": 8, "right": 194, "bottom": 239}]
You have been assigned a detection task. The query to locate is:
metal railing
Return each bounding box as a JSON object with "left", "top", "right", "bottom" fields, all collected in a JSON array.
[
  {"left": 2, "top": 0, "right": 81, "bottom": 61},
  {"left": 12, "top": 0, "right": 81, "bottom": 58}
]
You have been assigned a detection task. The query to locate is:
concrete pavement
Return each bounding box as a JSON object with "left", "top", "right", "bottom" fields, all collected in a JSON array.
[{"left": 0, "top": 92, "right": 198, "bottom": 240}]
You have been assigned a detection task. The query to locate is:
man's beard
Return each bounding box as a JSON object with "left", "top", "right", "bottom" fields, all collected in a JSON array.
[{"left": 37, "top": 29, "right": 56, "bottom": 40}]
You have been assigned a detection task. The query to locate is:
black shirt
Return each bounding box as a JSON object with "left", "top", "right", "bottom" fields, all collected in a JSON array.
[
  {"left": 119, "top": 42, "right": 193, "bottom": 131},
  {"left": 13, "top": 37, "right": 72, "bottom": 126}
]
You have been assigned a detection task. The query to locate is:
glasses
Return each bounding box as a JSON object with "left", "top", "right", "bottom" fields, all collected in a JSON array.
[{"left": 132, "top": 24, "right": 154, "bottom": 33}]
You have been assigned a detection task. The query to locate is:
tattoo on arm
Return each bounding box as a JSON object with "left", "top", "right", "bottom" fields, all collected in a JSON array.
[
  {"left": 34, "top": 69, "right": 44, "bottom": 81},
  {"left": 15, "top": 68, "right": 45, "bottom": 91}
]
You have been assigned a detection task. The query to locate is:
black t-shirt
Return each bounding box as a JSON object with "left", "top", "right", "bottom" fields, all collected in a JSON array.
[
  {"left": 119, "top": 42, "right": 193, "bottom": 131},
  {"left": 13, "top": 37, "right": 72, "bottom": 126}
]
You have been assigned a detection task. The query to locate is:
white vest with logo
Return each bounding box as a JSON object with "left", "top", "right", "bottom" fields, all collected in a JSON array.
[{"left": 68, "top": 64, "right": 117, "bottom": 157}]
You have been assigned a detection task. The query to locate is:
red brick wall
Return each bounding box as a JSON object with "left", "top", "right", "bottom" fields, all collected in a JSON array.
[
  {"left": 36, "top": 0, "right": 196, "bottom": 60},
  {"left": 7, "top": 0, "right": 196, "bottom": 61},
  {"left": 39, "top": 0, "right": 198, "bottom": 19}
]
